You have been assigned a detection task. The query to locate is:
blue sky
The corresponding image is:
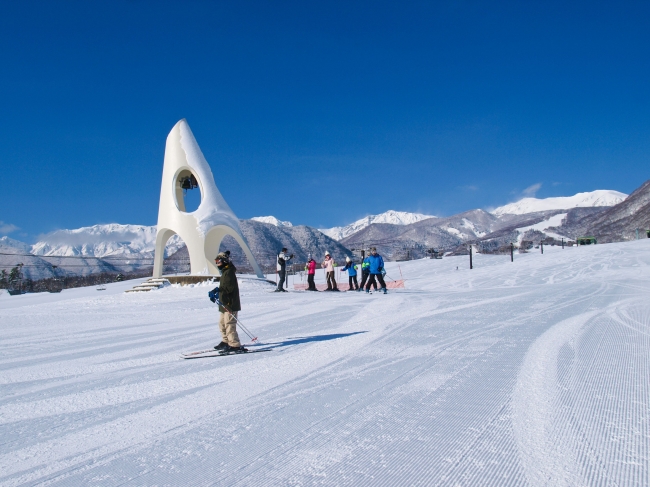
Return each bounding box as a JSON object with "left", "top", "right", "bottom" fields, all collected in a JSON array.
[{"left": 1, "top": 1, "right": 648, "bottom": 241}]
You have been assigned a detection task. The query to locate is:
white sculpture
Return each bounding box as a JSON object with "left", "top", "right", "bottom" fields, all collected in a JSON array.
[{"left": 152, "top": 119, "right": 264, "bottom": 278}]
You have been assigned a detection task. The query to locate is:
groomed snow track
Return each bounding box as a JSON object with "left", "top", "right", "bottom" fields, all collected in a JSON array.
[{"left": 0, "top": 240, "right": 648, "bottom": 486}]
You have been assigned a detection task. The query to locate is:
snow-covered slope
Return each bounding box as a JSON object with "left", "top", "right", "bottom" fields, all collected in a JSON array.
[
  {"left": 2, "top": 240, "right": 649, "bottom": 485},
  {"left": 492, "top": 190, "right": 627, "bottom": 216},
  {"left": 0, "top": 236, "right": 31, "bottom": 253},
  {"left": 320, "top": 210, "right": 436, "bottom": 240},
  {"left": 250, "top": 216, "right": 293, "bottom": 227},
  {"left": 31, "top": 224, "right": 184, "bottom": 258}
]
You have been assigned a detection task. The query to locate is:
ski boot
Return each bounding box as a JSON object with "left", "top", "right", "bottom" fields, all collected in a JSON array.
[
  {"left": 223, "top": 345, "right": 248, "bottom": 354},
  {"left": 214, "top": 341, "right": 228, "bottom": 351}
]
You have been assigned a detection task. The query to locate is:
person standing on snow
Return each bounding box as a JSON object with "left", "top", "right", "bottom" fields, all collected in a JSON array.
[
  {"left": 365, "top": 247, "right": 388, "bottom": 294},
  {"left": 341, "top": 256, "right": 359, "bottom": 290},
  {"left": 210, "top": 252, "right": 247, "bottom": 353},
  {"left": 305, "top": 256, "right": 318, "bottom": 291},
  {"left": 322, "top": 251, "right": 338, "bottom": 291},
  {"left": 358, "top": 253, "right": 376, "bottom": 292},
  {"left": 275, "top": 247, "right": 293, "bottom": 292}
]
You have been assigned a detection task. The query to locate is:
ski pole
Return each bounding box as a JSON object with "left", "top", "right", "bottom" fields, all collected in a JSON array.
[{"left": 215, "top": 298, "right": 258, "bottom": 342}]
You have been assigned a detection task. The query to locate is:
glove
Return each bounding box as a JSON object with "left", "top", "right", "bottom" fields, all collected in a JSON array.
[
  {"left": 208, "top": 287, "right": 219, "bottom": 303},
  {"left": 290, "top": 254, "right": 294, "bottom": 259},
  {"left": 354, "top": 265, "right": 358, "bottom": 270},
  {"left": 378, "top": 266, "right": 383, "bottom": 272}
]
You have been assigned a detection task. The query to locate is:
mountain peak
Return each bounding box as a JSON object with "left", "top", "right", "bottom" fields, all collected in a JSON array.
[
  {"left": 31, "top": 224, "right": 185, "bottom": 258},
  {"left": 0, "top": 236, "right": 31, "bottom": 253},
  {"left": 250, "top": 216, "right": 293, "bottom": 227},
  {"left": 491, "top": 190, "right": 627, "bottom": 216},
  {"left": 320, "top": 210, "right": 436, "bottom": 241}
]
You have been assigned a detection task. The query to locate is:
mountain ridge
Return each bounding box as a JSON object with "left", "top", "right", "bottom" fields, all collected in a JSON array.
[
  {"left": 492, "top": 189, "right": 627, "bottom": 216},
  {"left": 320, "top": 210, "right": 437, "bottom": 241},
  {"left": 0, "top": 186, "right": 643, "bottom": 279}
]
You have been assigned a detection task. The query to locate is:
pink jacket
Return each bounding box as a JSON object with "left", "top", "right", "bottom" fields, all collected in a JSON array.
[
  {"left": 306, "top": 260, "right": 316, "bottom": 274},
  {"left": 322, "top": 257, "right": 335, "bottom": 272}
]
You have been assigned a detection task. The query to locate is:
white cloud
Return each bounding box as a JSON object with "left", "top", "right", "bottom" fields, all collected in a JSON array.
[
  {"left": 0, "top": 221, "right": 19, "bottom": 235},
  {"left": 522, "top": 183, "right": 542, "bottom": 198}
]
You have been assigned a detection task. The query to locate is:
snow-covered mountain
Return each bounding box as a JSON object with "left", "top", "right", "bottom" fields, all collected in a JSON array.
[
  {"left": 31, "top": 224, "right": 185, "bottom": 258},
  {"left": 0, "top": 236, "right": 32, "bottom": 253},
  {"left": 492, "top": 190, "right": 627, "bottom": 216},
  {"left": 250, "top": 216, "right": 293, "bottom": 227},
  {"left": 320, "top": 210, "right": 437, "bottom": 241}
]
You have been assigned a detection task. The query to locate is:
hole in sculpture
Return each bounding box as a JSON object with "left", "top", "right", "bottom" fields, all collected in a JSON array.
[
  {"left": 163, "top": 234, "right": 190, "bottom": 275},
  {"left": 175, "top": 170, "right": 202, "bottom": 213}
]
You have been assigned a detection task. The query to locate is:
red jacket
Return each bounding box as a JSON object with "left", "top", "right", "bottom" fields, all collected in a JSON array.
[{"left": 306, "top": 260, "right": 316, "bottom": 274}]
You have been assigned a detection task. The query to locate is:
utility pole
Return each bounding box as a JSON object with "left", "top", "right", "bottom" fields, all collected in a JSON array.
[
  {"left": 636, "top": 228, "right": 639, "bottom": 240},
  {"left": 510, "top": 242, "right": 514, "bottom": 262},
  {"left": 561, "top": 238, "right": 564, "bottom": 249},
  {"left": 540, "top": 241, "right": 544, "bottom": 254},
  {"left": 469, "top": 244, "right": 473, "bottom": 270}
]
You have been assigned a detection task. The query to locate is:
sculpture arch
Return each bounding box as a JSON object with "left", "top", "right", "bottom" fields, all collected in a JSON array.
[{"left": 152, "top": 119, "right": 263, "bottom": 278}]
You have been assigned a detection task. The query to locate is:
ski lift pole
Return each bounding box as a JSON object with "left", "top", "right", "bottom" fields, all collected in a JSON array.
[{"left": 215, "top": 298, "right": 258, "bottom": 342}]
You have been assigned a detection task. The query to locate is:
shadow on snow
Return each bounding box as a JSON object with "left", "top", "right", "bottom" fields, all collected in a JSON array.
[{"left": 252, "top": 331, "right": 367, "bottom": 349}]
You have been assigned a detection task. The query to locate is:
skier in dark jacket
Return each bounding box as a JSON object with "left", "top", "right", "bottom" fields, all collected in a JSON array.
[
  {"left": 275, "top": 247, "right": 293, "bottom": 292},
  {"left": 341, "top": 256, "right": 359, "bottom": 290},
  {"left": 365, "top": 247, "right": 387, "bottom": 294},
  {"left": 211, "top": 251, "right": 246, "bottom": 352}
]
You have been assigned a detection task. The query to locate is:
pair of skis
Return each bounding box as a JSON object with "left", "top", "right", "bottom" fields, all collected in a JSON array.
[
  {"left": 182, "top": 296, "right": 268, "bottom": 359},
  {"left": 181, "top": 347, "right": 272, "bottom": 359}
]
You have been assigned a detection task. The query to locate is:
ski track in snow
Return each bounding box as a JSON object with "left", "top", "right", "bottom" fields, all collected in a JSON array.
[{"left": 0, "top": 242, "right": 649, "bottom": 486}]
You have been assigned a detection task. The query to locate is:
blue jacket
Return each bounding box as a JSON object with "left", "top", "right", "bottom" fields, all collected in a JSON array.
[
  {"left": 342, "top": 261, "right": 357, "bottom": 276},
  {"left": 361, "top": 257, "right": 371, "bottom": 273},
  {"left": 367, "top": 254, "right": 384, "bottom": 274}
]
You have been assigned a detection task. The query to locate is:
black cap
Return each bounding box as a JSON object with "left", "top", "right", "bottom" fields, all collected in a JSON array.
[{"left": 282, "top": 247, "right": 287, "bottom": 252}]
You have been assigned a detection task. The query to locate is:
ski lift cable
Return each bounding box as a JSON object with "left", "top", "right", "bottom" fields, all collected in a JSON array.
[{"left": 0, "top": 251, "right": 193, "bottom": 262}]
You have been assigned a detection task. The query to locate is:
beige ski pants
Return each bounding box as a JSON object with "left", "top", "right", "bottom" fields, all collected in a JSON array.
[{"left": 219, "top": 311, "right": 241, "bottom": 347}]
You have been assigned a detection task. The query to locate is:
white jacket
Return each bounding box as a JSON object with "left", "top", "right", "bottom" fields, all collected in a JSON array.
[
  {"left": 277, "top": 252, "right": 292, "bottom": 271},
  {"left": 322, "top": 257, "right": 335, "bottom": 272}
]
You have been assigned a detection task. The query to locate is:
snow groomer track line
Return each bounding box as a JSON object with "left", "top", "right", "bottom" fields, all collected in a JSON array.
[{"left": 0, "top": 239, "right": 648, "bottom": 486}]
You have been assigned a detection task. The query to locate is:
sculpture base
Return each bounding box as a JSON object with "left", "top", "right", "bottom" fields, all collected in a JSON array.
[{"left": 163, "top": 275, "right": 219, "bottom": 285}]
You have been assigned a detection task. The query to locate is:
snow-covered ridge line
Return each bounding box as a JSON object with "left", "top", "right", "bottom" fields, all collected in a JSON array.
[
  {"left": 492, "top": 190, "right": 627, "bottom": 216},
  {"left": 26, "top": 224, "right": 185, "bottom": 259},
  {"left": 0, "top": 236, "right": 32, "bottom": 253},
  {"left": 250, "top": 216, "right": 293, "bottom": 227},
  {"left": 320, "top": 210, "right": 437, "bottom": 241}
]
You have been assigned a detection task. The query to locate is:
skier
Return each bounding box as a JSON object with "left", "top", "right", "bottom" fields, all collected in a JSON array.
[
  {"left": 211, "top": 252, "right": 247, "bottom": 353},
  {"left": 321, "top": 251, "right": 338, "bottom": 291},
  {"left": 358, "top": 253, "right": 377, "bottom": 292},
  {"left": 275, "top": 247, "right": 294, "bottom": 292},
  {"left": 305, "top": 256, "right": 318, "bottom": 291},
  {"left": 341, "top": 256, "right": 359, "bottom": 291},
  {"left": 365, "top": 247, "right": 388, "bottom": 294}
]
